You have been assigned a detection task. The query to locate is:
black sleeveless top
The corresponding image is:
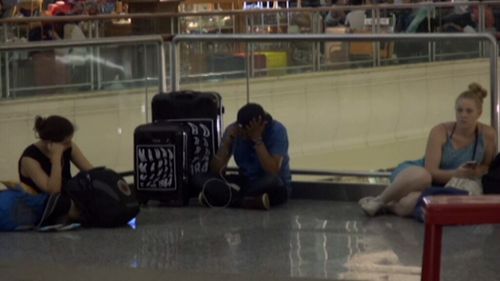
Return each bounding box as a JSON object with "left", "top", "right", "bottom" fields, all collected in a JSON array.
[{"left": 18, "top": 144, "right": 72, "bottom": 193}]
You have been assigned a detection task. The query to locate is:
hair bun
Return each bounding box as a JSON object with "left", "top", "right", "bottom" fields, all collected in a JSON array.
[
  {"left": 32, "top": 115, "right": 75, "bottom": 142},
  {"left": 468, "top": 82, "right": 487, "bottom": 99},
  {"left": 33, "top": 115, "right": 45, "bottom": 132}
]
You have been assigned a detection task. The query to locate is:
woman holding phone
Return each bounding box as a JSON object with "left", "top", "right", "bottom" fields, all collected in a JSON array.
[{"left": 359, "top": 83, "right": 497, "bottom": 217}]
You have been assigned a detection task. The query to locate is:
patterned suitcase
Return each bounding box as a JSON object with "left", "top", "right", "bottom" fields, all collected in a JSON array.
[
  {"left": 133, "top": 122, "right": 191, "bottom": 206},
  {"left": 151, "top": 91, "right": 223, "bottom": 179}
]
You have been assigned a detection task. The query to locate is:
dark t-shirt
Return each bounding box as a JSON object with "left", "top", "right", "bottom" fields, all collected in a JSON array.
[{"left": 18, "top": 144, "right": 72, "bottom": 193}]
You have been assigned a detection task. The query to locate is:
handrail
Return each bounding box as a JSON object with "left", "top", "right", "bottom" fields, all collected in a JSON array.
[
  {"left": 0, "top": 34, "right": 161, "bottom": 51},
  {"left": 290, "top": 169, "right": 389, "bottom": 178},
  {"left": 0, "top": 35, "right": 168, "bottom": 94},
  {"left": 119, "top": 167, "right": 390, "bottom": 179},
  {"left": 229, "top": 167, "right": 390, "bottom": 178},
  {"left": 171, "top": 33, "right": 499, "bottom": 147}
]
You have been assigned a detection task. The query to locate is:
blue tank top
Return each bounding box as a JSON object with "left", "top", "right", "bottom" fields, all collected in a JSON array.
[
  {"left": 390, "top": 124, "right": 486, "bottom": 182},
  {"left": 439, "top": 124, "right": 485, "bottom": 170}
]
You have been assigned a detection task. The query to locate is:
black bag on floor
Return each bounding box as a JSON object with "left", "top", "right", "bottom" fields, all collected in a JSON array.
[
  {"left": 151, "top": 91, "right": 223, "bottom": 177},
  {"left": 482, "top": 154, "right": 500, "bottom": 194},
  {"left": 64, "top": 167, "right": 140, "bottom": 227},
  {"left": 134, "top": 122, "right": 191, "bottom": 206}
]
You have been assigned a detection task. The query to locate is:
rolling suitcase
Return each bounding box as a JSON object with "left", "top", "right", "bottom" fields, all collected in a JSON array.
[
  {"left": 133, "top": 122, "right": 191, "bottom": 206},
  {"left": 151, "top": 91, "right": 223, "bottom": 178}
]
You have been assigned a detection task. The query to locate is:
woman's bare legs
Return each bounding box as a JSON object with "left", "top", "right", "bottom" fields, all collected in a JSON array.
[
  {"left": 378, "top": 166, "right": 431, "bottom": 204},
  {"left": 359, "top": 166, "right": 431, "bottom": 216},
  {"left": 388, "top": 191, "right": 423, "bottom": 217}
]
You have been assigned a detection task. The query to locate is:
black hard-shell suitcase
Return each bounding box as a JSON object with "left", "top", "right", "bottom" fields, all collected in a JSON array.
[
  {"left": 151, "top": 91, "right": 223, "bottom": 176},
  {"left": 133, "top": 122, "right": 191, "bottom": 206}
]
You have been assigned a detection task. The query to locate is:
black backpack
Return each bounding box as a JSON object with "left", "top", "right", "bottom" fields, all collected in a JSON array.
[
  {"left": 64, "top": 167, "right": 140, "bottom": 227},
  {"left": 482, "top": 154, "right": 500, "bottom": 194}
]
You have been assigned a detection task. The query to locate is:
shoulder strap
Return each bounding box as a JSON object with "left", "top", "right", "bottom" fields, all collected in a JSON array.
[
  {"left": 472, "top": 125, "right": 479, "bottom": 161},
  {"left": 449, "top": 122, "right": 457, "bottom": 139}
]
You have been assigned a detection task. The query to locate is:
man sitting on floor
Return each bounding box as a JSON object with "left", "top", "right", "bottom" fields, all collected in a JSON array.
[{"left": 194, "top": 103, "right": 291, "bottom": 210}]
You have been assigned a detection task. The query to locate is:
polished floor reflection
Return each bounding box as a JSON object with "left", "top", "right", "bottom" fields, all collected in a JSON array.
[{"left": 1, "top": 200, "right": 499, "bottom": 281}]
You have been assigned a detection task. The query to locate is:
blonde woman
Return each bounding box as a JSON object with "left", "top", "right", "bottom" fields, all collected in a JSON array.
[{"left": 360, "top": 83, "right": 497, "bottom": 217}]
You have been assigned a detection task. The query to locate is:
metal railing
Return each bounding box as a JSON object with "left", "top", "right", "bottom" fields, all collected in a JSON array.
[
  {"left": 1, "top": 1, "right": 499, "bottom": 95},
  {"left": 0, "top": 28, "right": 498, "bottom": 179},
  {"left": 0, "top": 35, "right": 167, "bottom": 97},
  {"left": 171, "top": 33, "right": 499, "bottom": 150},
  {"left": 119, "top": 168, "right": 391, "bottom": 181},
  {"left": 1, "top": 1, "right": 499, "bottom": 31}
]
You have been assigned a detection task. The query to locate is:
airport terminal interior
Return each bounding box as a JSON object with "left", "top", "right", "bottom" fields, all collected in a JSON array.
[{"left": 1, "top": 0, "right": 500, "bottom": 280}]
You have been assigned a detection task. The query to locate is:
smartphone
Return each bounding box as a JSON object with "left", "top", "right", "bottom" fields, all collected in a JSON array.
[{"left": 463, "top": 161, "right": 478, "bottom": 168}]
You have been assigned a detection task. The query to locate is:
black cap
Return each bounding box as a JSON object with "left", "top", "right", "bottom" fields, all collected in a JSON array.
[{"left": 237, "top": 103, "right": 266, "bottom": 128}]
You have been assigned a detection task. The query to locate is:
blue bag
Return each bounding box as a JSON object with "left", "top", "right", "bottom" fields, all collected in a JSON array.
[
  {"left": 413, "top": 186, "right": 468, "bottom": 223},
  {"left": 0, "top": 189, "right": 48, "bottom": 231}
]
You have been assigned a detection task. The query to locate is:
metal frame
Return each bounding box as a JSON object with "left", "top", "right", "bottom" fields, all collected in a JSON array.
[
  {"left": 119, "top": 167, "right": 390, "bottom": 180},
  {"left": 225, "top": 167, "right": 390, "bottom": 178},
  {"left": 0, "top": 35, "right": 168, "bottom": 97},
  {"left": 1, "top": 2, "right": 499, "bottom": 93},
  {"left": 171, "top": 33, "right": 499, "bottom": 149}
]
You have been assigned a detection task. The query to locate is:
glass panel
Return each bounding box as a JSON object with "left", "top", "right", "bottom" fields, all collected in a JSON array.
[
  {"left": 0, "top": 80, "right": 155, "bottom": 178},
  {"left": 7, "top": 47, "right": 93, "bottom": 97},
  {"left": 0, "top": 41, "right": 162, "bottom": 178},
  {"left": 3, "top": 43, "right": 160, "bottom": 98},
  {"left": 1, "top": 11, "right": 496, "bottom": 176},
  {"left": 177, "top": 38, "right": 493, "bottom": 172}
]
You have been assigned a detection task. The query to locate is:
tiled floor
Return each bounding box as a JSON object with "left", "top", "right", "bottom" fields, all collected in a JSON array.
[{"left": 1, "top": 200, "right": 499, "bottom": 281}]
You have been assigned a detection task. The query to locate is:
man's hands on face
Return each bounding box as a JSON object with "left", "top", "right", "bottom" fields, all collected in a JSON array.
[
  {"left": 226, "top": 123, "right": 241, "bottom": 141},
  {"left": 245, "top": 116, "right": 268, "bottom": 142}
]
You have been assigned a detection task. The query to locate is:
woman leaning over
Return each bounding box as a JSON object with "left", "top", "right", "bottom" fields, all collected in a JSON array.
[{"left": 18, "top": 115, "right": 93, "bottom": 221}]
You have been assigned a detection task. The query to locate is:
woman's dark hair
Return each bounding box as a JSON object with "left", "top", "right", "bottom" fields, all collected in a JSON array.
[{"left": 34, "top": 115, "right": 74, "bottom": 142}]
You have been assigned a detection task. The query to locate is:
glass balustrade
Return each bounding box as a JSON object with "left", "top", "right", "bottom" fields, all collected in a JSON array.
[
  {"left": 0, "top": 36, "right": 164, "bottom": 178},
  {"left": 174, "top": 34, "right": 495, "bottom": 182},
  {"left": 0, "top": 4, "right": 498, "bottom": 182}
]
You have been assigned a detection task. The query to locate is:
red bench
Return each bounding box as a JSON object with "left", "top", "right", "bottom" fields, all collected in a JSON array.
[{"left": 421, "top": 195, "right": 500, "bottom": 281}]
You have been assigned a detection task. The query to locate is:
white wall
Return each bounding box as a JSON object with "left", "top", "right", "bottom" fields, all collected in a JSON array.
[{"left": 0, "top": 58, "right": 491, "bottom": 179}]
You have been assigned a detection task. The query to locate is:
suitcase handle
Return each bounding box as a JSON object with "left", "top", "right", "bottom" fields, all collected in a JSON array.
[
  {"left": 173, "top": 91, "right": 218, "bottom": 107},
  {"left": 172, "top": 91, "right": 197, "bottom": 100}
]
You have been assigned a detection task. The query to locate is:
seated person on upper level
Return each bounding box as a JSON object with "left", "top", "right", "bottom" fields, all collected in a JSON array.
[
  {"left": 324, "top": 0, "right": 347, "bottom": 27},
  {"left": 0, "top": 0, "right": 4, "bottom": 17},
  {"left": 440, "top": 0, "right": 474, "bottom": 31},
  {"left": 344, "top": 0, "right": 365, "bottom": 31},
  {"left": 405, "top": 5, "right": 436, "bottom": 33},
  {"left": 359, "top": 83, "right": 497, "bottom": 217},
  {"left": 18, "top": 115, "right": 93, "bottom": 222},
  {"left": 441, "top": 2, "right": 495, "bottom": 33},
  {"left": 194, "top": 103, "right": 291, "bottom": 210}
]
